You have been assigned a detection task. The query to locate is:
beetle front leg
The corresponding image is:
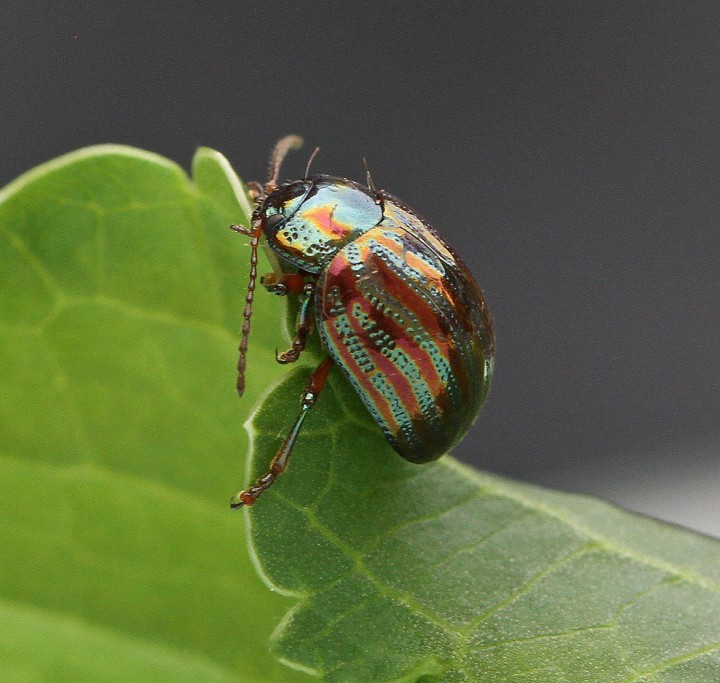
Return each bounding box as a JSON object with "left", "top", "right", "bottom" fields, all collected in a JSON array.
[
  {"left": 260, "top": 271, "right": 307, "bottom": 296},
  {"left": 230, "top": 357, "right": 333, "bottom": 508},
  {"left": 276, "top": 281, "right": 316, "bottom": 364}
]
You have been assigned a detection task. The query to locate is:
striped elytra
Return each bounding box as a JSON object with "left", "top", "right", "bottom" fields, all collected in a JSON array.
[{"left": 229, "top": 137, "right": 494, "bottom": 508}]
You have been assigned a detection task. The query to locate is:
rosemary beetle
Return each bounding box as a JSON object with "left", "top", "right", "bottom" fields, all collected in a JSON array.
[{"left": 230, "top": 136, "right": 494, "bottom": 507}]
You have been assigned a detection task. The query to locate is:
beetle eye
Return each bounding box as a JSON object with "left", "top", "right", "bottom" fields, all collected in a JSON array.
[{"left": 264, "top": 212, "right": 285, "bottom": 232}]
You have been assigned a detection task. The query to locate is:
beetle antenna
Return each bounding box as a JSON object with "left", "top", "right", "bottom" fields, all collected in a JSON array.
[
  {"left": 363, "top": 157, "right": 376, "bottom": 192},
  {"left": 267, "top": 135, "right": 304, "bottom": 194},
  {"left": 304, "top": 146, "right": 320, "bottom": 179},
  {"left": 231, "top": 222, "right": 263, "bottom": 397}
]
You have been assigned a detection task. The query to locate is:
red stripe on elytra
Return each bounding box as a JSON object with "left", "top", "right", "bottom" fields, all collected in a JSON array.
[
  {"left": 327, "top": 244, "right": 450, "bottom": 425},
  {"left": 354, "top": 239, "right": 459, "bottom": 393},
  {"left": 339, "top": 291, "right": 424, "bottom": 425}
]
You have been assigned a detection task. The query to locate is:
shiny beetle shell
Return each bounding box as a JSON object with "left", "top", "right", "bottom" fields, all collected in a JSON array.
[{"left": 260, "top": 175, "right": 494, "bottom": 463}]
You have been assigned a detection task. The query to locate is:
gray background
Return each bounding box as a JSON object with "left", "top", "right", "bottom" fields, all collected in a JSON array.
[{"left": 3, "top": 2, "right": 718, "bottom": 536}]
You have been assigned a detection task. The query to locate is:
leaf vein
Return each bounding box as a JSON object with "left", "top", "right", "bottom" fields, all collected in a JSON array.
[
  {"left": 360, "top": 490, "right": 497, "bottom": 555},
  {"left": 610, "top": 576, "right": 681, "bottom": 623},
  {"left": 0, "top": 222, "right": 65, "bottom": 300},
  {"left": 293, "top": 594, "right": 384, "bottom": 649},
  {"left": 472, "top": 623, "right": 618, "bottom": 650},
  {"left": 619, "top": 642, "right": 720, "bottom": 682},
  {"left": 276, "top": 492, "right": 463, "bottom": 635},
  {"left": 462, "top": 542, "right": 596, "bottom": 634},
  {"left": 37, "top": 334, "right": 97, "bottom": 464},
  {"left": 444, "top": 460, "right": 720, "bottom": 594},
  {"left": 73, "top": 294, "right": 237, "bottom": 341},
  {"left": 423, "top": 510, "right": 540, "bottom": 569}
]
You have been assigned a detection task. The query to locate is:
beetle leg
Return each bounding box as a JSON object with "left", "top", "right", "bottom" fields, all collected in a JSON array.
[
  {"left": 276, "top": 282, "right": 315, "bottom": 364},
  {"left": 260, "top": 272, "right": 307, "bottom": 296},
  {"left": 230, "top": 357, "right": 333, "bottom": 509}
]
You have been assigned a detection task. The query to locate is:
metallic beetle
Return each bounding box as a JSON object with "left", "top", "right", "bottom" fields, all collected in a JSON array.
[{"left": 230, "top": 136, "right": 494, "bottom": 508}]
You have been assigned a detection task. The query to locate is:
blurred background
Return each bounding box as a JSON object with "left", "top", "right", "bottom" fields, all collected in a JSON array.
[{"left": 2, "top": 2, "right": 718, "bottom": 537}]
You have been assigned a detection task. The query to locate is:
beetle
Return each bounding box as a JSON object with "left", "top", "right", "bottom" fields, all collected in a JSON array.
[{"left": 229, "top": 136, "right": 494, "bottom": 508}]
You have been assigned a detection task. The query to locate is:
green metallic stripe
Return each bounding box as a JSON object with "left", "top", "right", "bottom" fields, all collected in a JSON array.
[
  {"left": 357, "top": 233, "right": 468, "bottom": 410},
  {"left": 320, "top": 310, "right": 413, "bottom": 448},
  {"left": 319, "top": 278, "right": 412, "bottom": 443},
  {"left": 342, "top": 237, "right": 453, "bottom": 422},
  {"left": 319, "top": 238, "right": 470, "bottom": 458},
  {"left": 323, "top": 300, "right": 427, "bottom": 451},
  {"left": 374, "top": 221, "right": 490, "bottom": 408}
]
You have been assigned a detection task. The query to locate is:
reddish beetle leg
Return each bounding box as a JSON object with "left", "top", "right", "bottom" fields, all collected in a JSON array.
[
  {"left": 276, "top": 281, "right": 316, "bottom": 364},
  {"left": 259, "top": 272, "right": 316, "bottom": 364},
  {"left": 260, "top": 271, "right": 307, "bottom": 296},
  {"left": 230, "top": 357, "right": 333, "bottom": 509}
]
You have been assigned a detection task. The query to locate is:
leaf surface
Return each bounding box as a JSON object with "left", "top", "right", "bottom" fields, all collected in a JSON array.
[
  {"left": 4, "top": 145, "right": 720, "bottom": 683},
  {"left": 246, "top": 341, "right": 720, "bottom": 682},
  {"left": 0, "top": 146, "right": 313, "bottom": 682}
]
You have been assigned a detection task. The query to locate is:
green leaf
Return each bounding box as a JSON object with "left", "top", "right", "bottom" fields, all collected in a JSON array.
[
  {"left": 5, "top": 145, "right": 720, "bottom": 683},
  {"left": 246, "top": 369, "right": 720, "bottom": 681},
  {"left": 0, "top": 146, "right": 314, "bottom": 682}
]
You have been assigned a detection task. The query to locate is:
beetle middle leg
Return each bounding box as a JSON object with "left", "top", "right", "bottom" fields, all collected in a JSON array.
[
  {"left": 230, "top": 356, "right": 333, "bottom": 508},
  {"left": 259, "top": 272, "right": 316, "bottom": 364},
  {"left": 276, "top": 281, "right": 316, "bottom": 364}
]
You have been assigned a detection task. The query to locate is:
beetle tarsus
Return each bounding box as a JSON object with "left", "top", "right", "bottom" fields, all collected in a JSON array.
[
  {"left": 229, "top": 223, "right": 251, "bottom": 236},
  {"left": 274, "top": 282, "right": 315, "bottom": 365},
  {"left": 230, "top": 357, "right": 333, "bottom": 509},
  {"left": 275, "top": 348, "right": 300, "bottom": 364}
]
